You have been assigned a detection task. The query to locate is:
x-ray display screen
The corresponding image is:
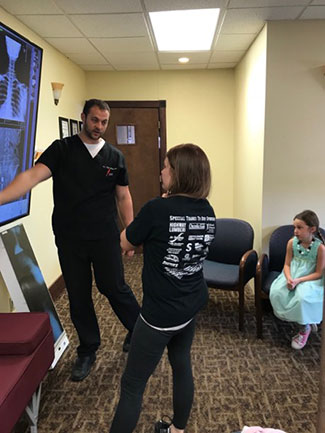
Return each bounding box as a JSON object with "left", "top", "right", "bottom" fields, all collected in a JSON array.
[
  {"left": 0, "top": 224, "right": 63, "bottom": 343},
  {"left": 0, "top": 22, "right": 43, "bottom": 227}
]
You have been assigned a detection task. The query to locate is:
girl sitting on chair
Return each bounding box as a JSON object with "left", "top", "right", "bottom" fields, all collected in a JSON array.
[{"left": 270, "top": 210, "right": 325, "bottom": 349}]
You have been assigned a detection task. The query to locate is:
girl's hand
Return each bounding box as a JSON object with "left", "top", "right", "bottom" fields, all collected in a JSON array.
[
  {"left": 287, "top": 277, "right": 294, "bottom": 290},
  {"left": 287, "top": 278, "right": 300, "bottom": 290},
  {"left": 291, "top": 278, "right": 300, "bottom": 289}
]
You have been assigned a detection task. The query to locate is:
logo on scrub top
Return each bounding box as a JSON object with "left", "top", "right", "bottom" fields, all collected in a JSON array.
[{"left": 102, "top": 166, "right": 117, "bottom": 176}]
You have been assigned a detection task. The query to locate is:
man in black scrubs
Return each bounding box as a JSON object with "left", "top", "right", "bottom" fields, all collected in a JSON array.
[{"left": 0, "top": 99, "right": 140, "bottom": 381}]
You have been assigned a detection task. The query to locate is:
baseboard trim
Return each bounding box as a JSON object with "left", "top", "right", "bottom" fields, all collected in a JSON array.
[{"left": 49, "top": 275, "right": 65, "bottom": 301}]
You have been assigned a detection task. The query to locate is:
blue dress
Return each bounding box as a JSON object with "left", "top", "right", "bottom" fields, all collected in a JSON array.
[{"left": 270, "top": 236, "right": 324, "bottom": 325}]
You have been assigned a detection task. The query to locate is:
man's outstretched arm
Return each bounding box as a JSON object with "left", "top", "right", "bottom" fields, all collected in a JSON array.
[{"left": 0, "top": 163, "right": 52, "bottom": 205}]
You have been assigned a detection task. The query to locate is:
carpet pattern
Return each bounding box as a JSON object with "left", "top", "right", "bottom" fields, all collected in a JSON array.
[{"left": 14, "top": 254, "right": 321, "bottom": 433}]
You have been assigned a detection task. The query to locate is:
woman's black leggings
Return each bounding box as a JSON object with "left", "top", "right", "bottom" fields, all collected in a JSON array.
[{"left": 109, "top": 316, "right": 196, "bottom": 433}]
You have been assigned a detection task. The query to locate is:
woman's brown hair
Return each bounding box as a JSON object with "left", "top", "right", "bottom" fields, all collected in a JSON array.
[
  {"left": 294, "top": 210, "right": 325, "bottom": 244},
  {"left": 166, "top": 143, "right": 211, "bottom": 199}
]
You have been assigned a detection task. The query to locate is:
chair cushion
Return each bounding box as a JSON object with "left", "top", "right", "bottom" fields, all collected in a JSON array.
[
  {"left": 0, "top": 312, "right": 51, "bottom": 355},
  {"left": 262, "top": 271, "right": 280, "bottom": 295},
  {"left": 0, "top": 324, "right": 54, "bottom": 433},
  {"left": 203, "top": 260, "right": 239, "bottom": 288}
]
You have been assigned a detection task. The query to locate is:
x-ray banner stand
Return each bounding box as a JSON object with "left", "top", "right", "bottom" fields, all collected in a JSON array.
[{"left": 0, "top": 224, "right": 69, "bottom": 368}]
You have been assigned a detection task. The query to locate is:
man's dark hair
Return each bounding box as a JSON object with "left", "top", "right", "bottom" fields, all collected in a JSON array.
[{"left": 82, "top": 99, "right": 110, "bottom": 116}]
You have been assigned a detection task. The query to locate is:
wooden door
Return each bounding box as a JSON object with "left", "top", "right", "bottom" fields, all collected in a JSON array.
[{"left": 103, "top": 101, "right": 166, "bottom": 218}]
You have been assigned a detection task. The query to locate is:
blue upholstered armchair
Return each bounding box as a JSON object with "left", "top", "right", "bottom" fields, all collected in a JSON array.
[
  {"left": 203, "top": 218, "right": 257, "bottom": 331},
  {"left": 255, "top": 225, "right": 293, "bottom": 338},
  {"left": 255, "top": 224, "right": 325, "bottom": 338}
]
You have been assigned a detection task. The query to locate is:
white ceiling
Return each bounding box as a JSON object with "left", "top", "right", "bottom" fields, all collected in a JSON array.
[{"left": 0, "top": 0, "right": 324, "bottom": 71}]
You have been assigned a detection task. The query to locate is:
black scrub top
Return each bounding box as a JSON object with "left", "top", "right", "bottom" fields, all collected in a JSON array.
[{"left": 37, "top": 135, "right": 128, "bottom": 240}]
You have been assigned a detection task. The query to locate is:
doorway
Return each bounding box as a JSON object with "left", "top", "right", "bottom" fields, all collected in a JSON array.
[{"left": 103, "top": 100, "right": 166, "bottom": 218}]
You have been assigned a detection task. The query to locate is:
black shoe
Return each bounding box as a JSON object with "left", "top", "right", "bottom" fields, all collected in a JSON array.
[
  {"left": 122, "top": 331, "right": 132, "bottom": 353},
  {"left": 154, "top": 416, "right": 172, "bottom": 433},
  {"left": 70, "top": 354, "right": 96, "bottom": 382}
]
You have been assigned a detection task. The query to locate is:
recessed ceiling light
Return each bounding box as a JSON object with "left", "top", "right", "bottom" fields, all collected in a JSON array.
[
  {"left": 149, "top": 9, "right": 220, "bottom": 52},
  {"left": 178, "top": 57, "right": 190, "bottom": 64}
]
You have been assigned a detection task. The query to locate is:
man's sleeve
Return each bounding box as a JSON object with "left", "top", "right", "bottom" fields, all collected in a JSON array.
[
  {"left": 36, "top": 140, "right": 60, "bottom": 174},
  {"left": 116, "top": 152, "right": 129, "bottom": 186},
  {"left": 126, "top": 200, "right": 154, "bottom": 246}
]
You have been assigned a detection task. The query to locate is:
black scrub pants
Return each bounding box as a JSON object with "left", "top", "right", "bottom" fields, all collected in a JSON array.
[
  {"left": 55, "top": 230, "right": 140, "bottom": 357},
  {"left": 110, "top": 316, "right": 195, "bottom": 433}
]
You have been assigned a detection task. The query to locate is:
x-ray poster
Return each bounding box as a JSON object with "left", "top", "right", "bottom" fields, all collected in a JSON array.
[
  {"left": 0, "top": 224, "right": 69, "bottom": 368},
  {"left": 0, "top": 22, "right": 42, "bottom": 227}
]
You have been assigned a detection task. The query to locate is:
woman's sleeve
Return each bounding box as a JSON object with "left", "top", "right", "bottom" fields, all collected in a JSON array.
[{"left": 126, "top": 200, "right": 154, "bottom": 246}]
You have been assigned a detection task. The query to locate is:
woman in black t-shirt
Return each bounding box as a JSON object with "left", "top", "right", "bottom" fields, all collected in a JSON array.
[{"left": 110, "top": 144, "right": 216, "bottom": 433}]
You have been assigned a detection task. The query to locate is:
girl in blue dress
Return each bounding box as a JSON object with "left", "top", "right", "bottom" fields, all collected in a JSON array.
[{"left": 270, "top": 210, "right": 325, "bottom": 349}]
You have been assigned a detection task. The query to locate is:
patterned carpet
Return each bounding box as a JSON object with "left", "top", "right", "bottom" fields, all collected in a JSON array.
[{"left": 14, "top": 254, "right": 321, "bottom": 433}]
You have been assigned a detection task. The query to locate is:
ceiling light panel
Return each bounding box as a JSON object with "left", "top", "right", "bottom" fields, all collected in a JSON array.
[
  {"left": 144, "top": 0, "right": 226, "bottom": 11},
  {"left": 149, "top": 9, "right": 220, "bottom": 51}
]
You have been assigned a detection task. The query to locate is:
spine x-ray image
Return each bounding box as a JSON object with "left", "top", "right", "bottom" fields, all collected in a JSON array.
[
  {"left": 0, "top": 22, "right": 42, "bottom": 227},
  {"left": 0, "top": 36, "right": 28, "bottom": 121}
]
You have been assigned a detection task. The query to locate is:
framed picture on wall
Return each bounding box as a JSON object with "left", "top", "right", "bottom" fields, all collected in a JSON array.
[
  {"left": 59, "top": 117, "right": 69, "bottom": 139},
  {"left": 78, "top": 121, "right": 83, "bottom": 132},
  {"left": 70, "top": 119, "right": 79, "bottom": 136}
]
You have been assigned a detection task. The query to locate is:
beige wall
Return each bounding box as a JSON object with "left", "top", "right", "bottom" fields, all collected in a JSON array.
[
  {"left": 0, "top": 8, "right": 86, "bottom": 310},
  {"left": 262, "top": 20, "right": 325, "bottom": 250},
  {"left": 234, "top": 27, "right": 267, "bottom": 251},
  {"left": 86, "top": 70, "right": 235, "bottom": 216}
]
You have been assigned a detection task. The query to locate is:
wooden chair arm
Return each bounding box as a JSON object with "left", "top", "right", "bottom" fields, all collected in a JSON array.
[
  {"left": 255, "top": 253, "right": 269, "bottom": 296},
  {"left": 239, "top": 249, "right": 258, "bottom": 285},
  {"left": 256, "top": 253, "right": 268, "bottom": 274}
]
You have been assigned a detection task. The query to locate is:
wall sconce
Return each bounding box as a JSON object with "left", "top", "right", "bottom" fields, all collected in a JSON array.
[{"left": 51, "top": 82, "right": 64, "bottom": 105}]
